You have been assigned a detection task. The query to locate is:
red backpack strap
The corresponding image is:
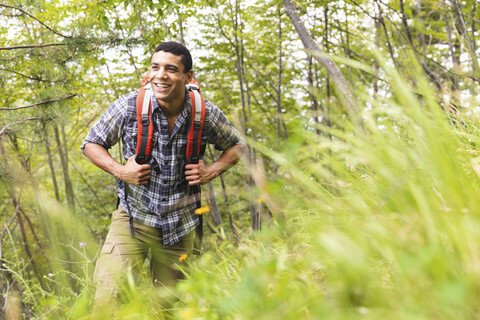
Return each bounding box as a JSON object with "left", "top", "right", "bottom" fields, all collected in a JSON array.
[
  {"left": 186, "top": 87, "right": 206, "bottom": 164},
  {"left": 135, "top": 83, "right": 154, "bottom": 164}
]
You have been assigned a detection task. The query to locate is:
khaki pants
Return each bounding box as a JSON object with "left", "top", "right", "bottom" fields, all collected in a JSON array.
[{"left": 93, "top": 205, "right": 194, "bottom": 306}]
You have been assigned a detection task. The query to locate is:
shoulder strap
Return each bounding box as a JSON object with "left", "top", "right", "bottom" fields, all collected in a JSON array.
[
  {"left": 186, "top": 86, "right": 206, "bottom": 256},
  {"left": 186, "top": 87, "right": 206, "bottom": 164},
  {"left": 135, "top": 83, "right": 154, "bottom": 164}
]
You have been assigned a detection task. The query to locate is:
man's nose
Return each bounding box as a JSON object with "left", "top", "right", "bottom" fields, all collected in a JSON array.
[{"left": 154, "top": 67, "right": 167, "bottom": 79}]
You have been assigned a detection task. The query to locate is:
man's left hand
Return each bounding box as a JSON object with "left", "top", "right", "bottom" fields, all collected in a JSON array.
[{"left": 184, "top": 160, "right": 214, "bottom": 186}]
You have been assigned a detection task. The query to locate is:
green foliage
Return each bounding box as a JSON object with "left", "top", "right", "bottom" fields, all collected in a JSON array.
[
  {"left": 175, "top": 52, "right": 480, "bottom": 319},
  {"left": 2, "top": 0, "right": 480, "bottom": 318}
]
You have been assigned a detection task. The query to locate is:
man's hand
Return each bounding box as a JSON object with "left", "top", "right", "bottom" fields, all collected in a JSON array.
[
  {"left": 185, "top": 160, "right": 214, "bottom": 186},
  {"left": 184, "top": 145, "right": 245, "bottom": 186},
  {"left": 118, "top": 155, "right": 152, "bottom": 186},
  {"left": 83, "top": 143, "right": 152, "bottom": 186}
]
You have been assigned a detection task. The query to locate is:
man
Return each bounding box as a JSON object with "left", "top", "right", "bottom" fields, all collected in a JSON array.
[{"left": 81, "top": 41, "right": 244, "bottom": 307}]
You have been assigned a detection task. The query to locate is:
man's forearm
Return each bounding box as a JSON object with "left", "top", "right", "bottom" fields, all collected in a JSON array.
[
  {"left": 83, "top": 143, "right": 123, "bottom": 179},
  {"left": 84, "top": 143, "right": 152, "bottom": 185},
  {"left": 208, "top": 144, "right": 245, "bottom": 179}
]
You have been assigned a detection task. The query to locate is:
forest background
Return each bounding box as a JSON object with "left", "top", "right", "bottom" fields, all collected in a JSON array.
[{"left": 1, "top": 0, "right": 480, "bottom": 319}]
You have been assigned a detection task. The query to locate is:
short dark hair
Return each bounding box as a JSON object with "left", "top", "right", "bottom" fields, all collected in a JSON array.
[{"left": 151, "top": 42, "right": 192, "bottom": 73}]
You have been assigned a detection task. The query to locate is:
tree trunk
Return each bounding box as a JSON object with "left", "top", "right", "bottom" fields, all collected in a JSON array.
[
  {"left": 276, "top": 7, "right": 284, "bottom": 151},
  {"left": 177, "top": 9, "right": 185, "bottom": 45},
  {"left": 54, "top": 125, "right": 75, "bottom": 213},
  {"left": 232, "top": 0, "right": 260, "bottom": 230},
  {"left": 374, "top": 12, "right": 381, "bottom": 98},
  {"left": 0, "top": 140, "right": 44, "bottom": 290},
  {"left": 323, "top": 5, "right": 332, "bottom": 135},
  {"left": 375, "top": 0, "right": 398, "bottom": 70},
  {"left": 207, "top": 181, "right": 223, "bottom": 227},
  {"left": 283, "top": 0, "right": 362, "bottom": 129},
  {"left": 471, "top": 2, "right": 477, "bottom": 51},
  {"left": 213, "top": 147, "right": 240, "bottom": 243},
  {"left": 307, "top": 56, "right": 321, "bottom": 135},
  {"left": 451, "top": 0, "right": 480, "bottom": 78},
  {"left": 44, "top": 130, "right": 60, "bottom": 201}
]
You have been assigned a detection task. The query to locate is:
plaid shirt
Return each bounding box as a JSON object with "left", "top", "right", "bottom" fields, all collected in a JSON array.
[{"left": 81, "top": 88, "right": 244, "bottom": 247}]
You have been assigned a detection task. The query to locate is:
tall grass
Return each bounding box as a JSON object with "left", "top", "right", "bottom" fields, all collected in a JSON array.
[
  {"left": 174, "top": 59, "right": 480, "bottom": 319},
  {"left": 4, "top": 54, "right": 480, "bottom": 319}
]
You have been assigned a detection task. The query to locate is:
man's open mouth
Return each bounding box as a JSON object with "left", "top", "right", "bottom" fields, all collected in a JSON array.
[{"left": 154, "top": 83, "right": 172, "bottom": 90}]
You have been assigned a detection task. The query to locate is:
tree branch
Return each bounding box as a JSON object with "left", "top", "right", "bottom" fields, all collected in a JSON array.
[
  {"left": 0, "top": 3, "right": 71, "bottom": 39},
  {"left": 0, "top": 67, "right": 64, "bottom": 83},
  {"left": 0, "top": 43, "right": 66, "bottom": 51},
  {"left": 0, "top": 94, "right": 77, "bottom": 111},
  {"left": 0, "top": 116, "right": 55, "bottom": 137}
]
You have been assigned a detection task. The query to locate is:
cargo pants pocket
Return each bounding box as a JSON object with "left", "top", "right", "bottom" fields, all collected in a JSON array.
[{"left": 93, "top": 241, "right": 121, "bottom": 304}]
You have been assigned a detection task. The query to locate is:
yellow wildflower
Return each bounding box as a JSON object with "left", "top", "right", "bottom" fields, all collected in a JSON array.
[
  {"left": 256, "top": 197, "right": 264, "bottom": 203},
  {"left": 194, "top": 205, "right": 210, "bottom": 215},
  {"left": 179, "top": 308, "right": 194, "bottom": 320},
  {"left": 179, "top": 254, "right": 188, "bottom": 262}
]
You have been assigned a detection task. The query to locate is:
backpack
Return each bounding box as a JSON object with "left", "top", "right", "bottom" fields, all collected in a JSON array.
[
  {"left": 135, "top": 78, "right": 206, "bottom": 166},
  {"left": 124, "top": 76, "right": 206, "bottom": 254}
]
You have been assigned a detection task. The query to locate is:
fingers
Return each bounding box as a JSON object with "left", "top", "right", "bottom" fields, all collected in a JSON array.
[
  {"left": 123, "top": 155, "right": 152, "bottom": 185},
  {"left": 185, "top": 161, "right": 211, "bottom": 186},
  {"left": 136, "top": 174, "right": 151, "bottom": 185},
  {"left": 184, "top": 164, "right": 199, "bottom": 185}
]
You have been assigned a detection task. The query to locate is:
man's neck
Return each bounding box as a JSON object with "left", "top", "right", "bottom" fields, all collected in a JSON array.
[{"left": 157, "top": 93, "right": 186, "bottom": 119}]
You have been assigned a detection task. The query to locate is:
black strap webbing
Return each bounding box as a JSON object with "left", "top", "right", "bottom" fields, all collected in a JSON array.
[
  {"left": 123, "top": 182, "right": 135, "bottom": 238},
  {"left": 137, "top": 117, "right": 150, "bottom": 159},
  {"left": 192, "top": 122, "right": 201, "bottom": 160}
]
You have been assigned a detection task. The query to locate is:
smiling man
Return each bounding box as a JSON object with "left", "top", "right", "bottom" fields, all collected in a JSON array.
[{"left": 81, "top": 42, "right": 244, "bottom": 312}]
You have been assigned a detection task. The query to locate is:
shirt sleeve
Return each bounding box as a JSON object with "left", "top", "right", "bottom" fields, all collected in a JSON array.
[
  {"left": 204, "top": 100, "right": 246, "bottom": 151},
  {"left": 80, "top": 95, "right": 128, "bottom": 153}
]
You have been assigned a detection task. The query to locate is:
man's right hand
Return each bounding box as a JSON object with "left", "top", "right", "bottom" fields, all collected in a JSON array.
[
  {"left": 83, "top": 143, "right": 152, "bottom": 186},
  {"left": 119, "top": 155, "right": 152, "bottom": 185}
]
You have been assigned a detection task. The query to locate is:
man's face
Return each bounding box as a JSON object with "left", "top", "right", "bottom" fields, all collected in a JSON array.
[{"left": 149, "top": 51, "right": 192, "bottom": 105}]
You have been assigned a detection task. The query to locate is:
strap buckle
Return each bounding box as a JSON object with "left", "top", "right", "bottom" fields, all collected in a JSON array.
[
  {"left": 186, "top": 156, "right": 199, "bottom": 164},
  {"left": 135, "top": 154, "right": 151, "bottom": 164},
  {"left": 186, "top": 83, "right": 199, "bottom": 91}
]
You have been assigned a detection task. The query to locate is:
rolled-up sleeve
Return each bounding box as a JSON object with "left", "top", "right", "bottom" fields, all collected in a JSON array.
[
  {"left": 205, "top": 100, "right": 246, "bottom": 151},
  {"left": 80, "top": 96, "right": 127, "bottom": 153}
]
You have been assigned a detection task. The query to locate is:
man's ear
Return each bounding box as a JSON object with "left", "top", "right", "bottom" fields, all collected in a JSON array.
[{"left": 185, "top": 69, "right": 194, "bottom": 84}]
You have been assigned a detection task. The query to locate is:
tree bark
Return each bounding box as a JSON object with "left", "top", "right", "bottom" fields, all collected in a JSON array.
[
  {"left": 231, "top": 0, "right": 259, "bottom": 230},
  {"left": 471, "top": 2, "right": 477, "bottom": 51},
  {"left": 323, "top": 5, "right": 332, "bottom": 135},
  {"left": 276, "top": 7, "right": 284, "bottom": 152},
  {"left": 43, "top": 132, "right": 60, "bottom": 201},
  {"left": 0, "top": 140, "right": 45, "bottom": 290},
  {"left": 207, "top": 181, "right": 223, "bottom": 227},
  {"left": 213, "top": 147, "right": 240, "bottom": 243},
  {"left": 307, "top": 56, "right": 321, "bottom": 136},
  {"left": 54, "top": 125, "right": 75, "bottom": 213}
]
